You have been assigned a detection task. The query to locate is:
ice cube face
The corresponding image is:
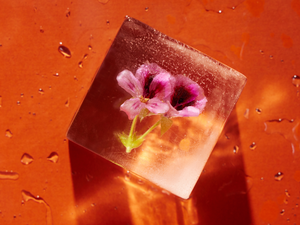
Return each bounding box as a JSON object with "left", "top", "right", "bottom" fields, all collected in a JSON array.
[{"left": 67, "top": 16, "right": 247, "bottom": 199}]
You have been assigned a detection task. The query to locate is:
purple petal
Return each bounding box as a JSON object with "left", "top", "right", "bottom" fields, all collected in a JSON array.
[
  {"left": 170, "top": 75, "right": 200, "bottom": 108},
  {"left": 177, "top": 106, "right": 200, "bottom": 117},
  {"left": 135, "top": 63, "right": 165, "bottom": 90},
  {"left": 194, "top": 97, "right": 207, "bottom": 113},
  {"left": 165, "top": 75, "right": 207, "bottom": 118},
  {"left": 120, "top": 98, "right": 146, "bottom": 120},
  {"left": 148, "top": 72, "right": 173, "bottom": 100},
  {"left": 117, "top": 70, "right": 143, "bottom": 97},
  {"left": 145, "top": 98, "right": 169, "bottom": 114}
]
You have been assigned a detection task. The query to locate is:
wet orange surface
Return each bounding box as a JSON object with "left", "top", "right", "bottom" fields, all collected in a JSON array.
[{"left": 0, "top": 0, "right": 300, "bottom": 224}]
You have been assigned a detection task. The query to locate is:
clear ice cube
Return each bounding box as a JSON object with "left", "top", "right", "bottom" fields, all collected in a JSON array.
[{"left": 67, "top": 16, "right": 247, "bottom": 199}]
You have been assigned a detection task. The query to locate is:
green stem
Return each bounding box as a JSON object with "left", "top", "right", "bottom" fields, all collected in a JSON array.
[
  {"left": 125, "top": 115, "right": 139, "bottom": 153},
  {"left": 129, "top": 115, "right": 138, "bottom": 138},
  {"left": 136, "top": 118, "right": 161, "bottom": 142}
]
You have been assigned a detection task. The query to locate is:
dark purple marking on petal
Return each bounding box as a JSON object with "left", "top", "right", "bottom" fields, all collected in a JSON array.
[
  {"left": 143, "top": 73, "right": 156, "bottom": 98},
  {"left": 148, "top": 72, "right": 172, "bottom": 99},
  {"left": 135, "top": 63, "right": 167, "bottom": 97},
  {"left": 166, "top": 75, "right": 207, "bottom": 118},
  {"left": 171, "top": 85, "right": 197, "bottom": 110}
]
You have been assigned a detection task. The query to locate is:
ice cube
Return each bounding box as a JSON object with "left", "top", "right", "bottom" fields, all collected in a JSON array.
[{"left": 67, "top": 16, "right": 246, "bottom": 199}]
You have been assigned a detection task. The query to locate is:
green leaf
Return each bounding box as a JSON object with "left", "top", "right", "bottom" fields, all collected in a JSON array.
[
  {"left": 160, "top": 116, "right": 173, "bottom": 136},
  {"left": 118, "top": 133, "right": 129, "bottom": 146},
  {"left": 117, "top": 132, "right": 145, "bottom": 153}
]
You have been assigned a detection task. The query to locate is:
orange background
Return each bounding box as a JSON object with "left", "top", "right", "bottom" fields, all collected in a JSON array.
[{"left": 0, "top": 0, "right": 300, "bottom": 224}]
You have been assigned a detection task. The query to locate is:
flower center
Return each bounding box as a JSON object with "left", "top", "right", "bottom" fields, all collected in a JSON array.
[
  {"left": 140, "top": 96, "right": 150, "bottom": 103},
  {"left": 171, "top": 86, "right": 195, "bottom": 110}
]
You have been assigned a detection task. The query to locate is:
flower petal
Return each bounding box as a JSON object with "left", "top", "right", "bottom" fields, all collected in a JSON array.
[
  {"left": 145, "top": 98, "right": 169, "bottom": 114},
  {"left": 170, "top": 75, "right": 200, "bottom": 109},
  {"left": 177, "top": 106, "right": 200, "bottom": 117},
  {"left": 165, "top": 75, "right": 207, "bottom": 118},
  {"left": 120, "top": 98, "right": 146, "bottom": 120},
  {"left": 148, "top": 72, "right": 173, "bottom": 100},
  {"left": 117, "top": 70, "right": 143, "bottom": 97},
  {"left": 194, "top": 97, "right": 207, "bottom": 113},
  {"left": 135, "top": 63, "right": 165, "bottom": 88}
]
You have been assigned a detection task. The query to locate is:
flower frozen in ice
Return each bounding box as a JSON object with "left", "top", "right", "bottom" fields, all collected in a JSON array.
[
  {"left": 117, "top": 63, "right": 172, "bottom": 120},
  {"left": 165, "top": 75, "right": 207, "bottom": 118}
]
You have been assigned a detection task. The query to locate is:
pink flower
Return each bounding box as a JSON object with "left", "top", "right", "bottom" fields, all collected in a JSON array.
[
  {"left": 165, "top": 75, "right": 207, "bottom": 118},
  {"left": 117, "top": 63, "right": 172, "bottom": 120}
]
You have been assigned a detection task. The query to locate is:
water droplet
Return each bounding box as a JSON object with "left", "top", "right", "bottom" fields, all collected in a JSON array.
[
  {"left": 256, "top": 108, "right": 262, "bottom": 114},
  {"left": 218, "top": 10, "right": 222, "bottom": 13},
  {"left": 280, "top": 209, "right": 285, "bottom": 215},
  {"left": 65, "top": 98, "right": 69, "bottom": 107},
  {"left": 292, "top": 75, "right": 300, "bottom": 87},
  {"left": 260, "top": 50, "right": 264, "bottom": 54},
  {"left": 0, "top": 95, "right": 2, "bottom": 107},
  {"left": 20, "top": 93, "right": 24, "bottom": 97},
  {"left": 296, "top": 203, "right": 299, "bottom": 207},
  {"left": 244, "top": 108, "right": 249, "bottom": 119},
  {"left": 270, "top": 55, "right": 273, "bottom": 59},
  {"left": 66, "top": 8, "right": 70, "bottom": 17},
  {"left": 83, "top": 54, "right": 88, "bottom": 60},
  {"left": 58, "top": 45, "right": 71, "bottom": 58},
  {"left": 21, "top": 153, "right": 34, "bottom": 165},
  {"left": 47, "top": 152, "right": 59, "bottom": 163},
  {"left": 233, "top": 145, "right": 239, "bottom": 153},
  {"left": 145, "top": 7, "right": 149, "bottom": 11},
  {"left": 74, "top": 76, "right": 78, "bottom": 81},
  {"left": 91, "top": 203, "right": 95, "bottom": 207},
  {"left": 249, "top": 142, "right": 256, "bottom": 150},
  {"left": 106, "top": 20, "right": 110, "bottom": 26},
  {"left": 38, "top": 88, "right": 44, "bottom": 94},
  {"left": 17, "top": 101, "right": 21, "bottom": 105},
  {"left": 275, "top": 172, "right": 284, "bottom": 181},
  {"left": 0, "top": 171, "right": 19, "bottom": 180},
  {"left": 21, "top": 190, "right": 52, "bottom": 224},
  {"left": 261, "top": 177, "right": 264, "bottom": 180},
  {"left": 53, "top": 73, "right": 59, "bottom": 77},
  {"left": 124, "top": 171, "right": 131, "bottom": 181},
  {"left": 88, "top": 45, "right": 92, "bottom": 50},
  {"left": 39, "top": 26, "right": 44, "bottom": 33},
  {"left": 231, "top": 6, "right": 236, "bottom": 10},
  {"left": 5, "top": 129, "right": 12, "bottom": 138},
  {"left": 285, "top": 189, "right": 290, "bottom": 197},
  {"left": 78, "top": 61, "right": 83, "bottom": 68}
]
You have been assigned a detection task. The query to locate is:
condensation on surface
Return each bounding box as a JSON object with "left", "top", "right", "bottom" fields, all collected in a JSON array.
[
  {"left": 21, "top": 153, "right": 34, "bottom": 165},
  {"left": 22, "top": 190, "right": 52, "bottom": 225},
  {"left": 0, "top": 171, "right": 19, "bottom": 180}
]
